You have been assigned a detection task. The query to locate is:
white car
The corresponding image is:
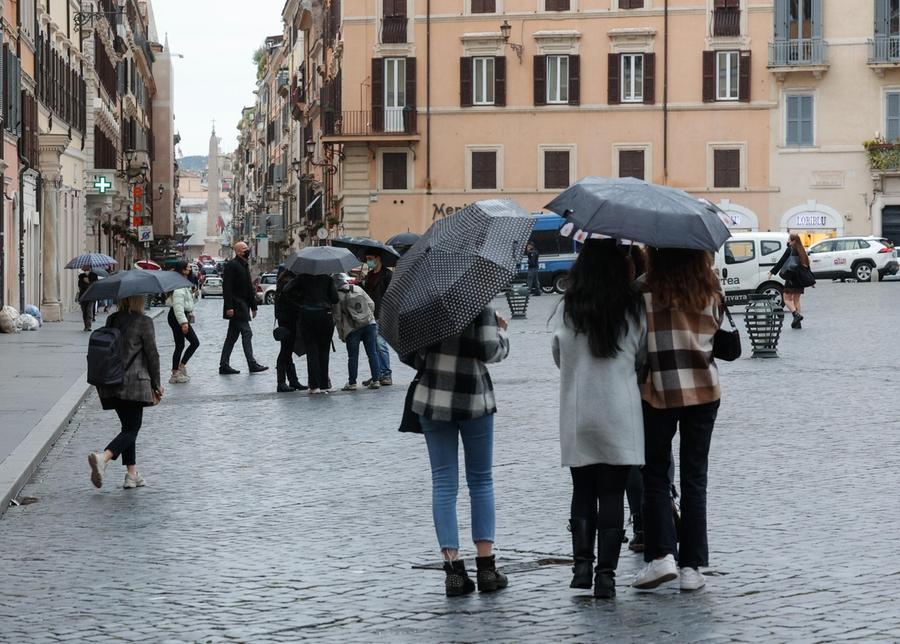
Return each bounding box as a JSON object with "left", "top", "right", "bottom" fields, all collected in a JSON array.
[
  {"left": 714, "top": 232, "right": 789, "bottom": 306},
  {"left": 201, "top": 276, "right": 223, "bottom": 298},
  {"left": 255, "top": 272, "right": 278, "bottom": 305},
  {"left": 807, "top": 236, "right": 899, "bottom": 282}
]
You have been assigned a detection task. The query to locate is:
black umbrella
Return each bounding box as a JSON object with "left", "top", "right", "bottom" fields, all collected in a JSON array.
[
  {"left": 380, "top": 200, "right": 535, "bottom": 357},
  {"left": 386, "top": 232, "right": 421, "bottom": 255},
  {"left": 285, "top": 246, "right": 360, "bottom": 275},
  {"left": 80, "top": 269, "right": 193, "bottom": 302},
  {"left": 331, "top": 236, "right": 401, "bottom": 268},
  {"left": 546, "top": 177, "right": 732, "bottom": 251}
]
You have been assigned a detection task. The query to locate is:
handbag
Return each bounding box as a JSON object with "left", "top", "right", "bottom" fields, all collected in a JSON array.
[
  {"left": 713, "top": 305, "right": 742, "bottom": 362},
  {"left": 398, "top": 372, "right": 423, "bottom": 434},
  {"left": 779, "top": 255, "right": 799, "bottom": 281},
  {"left": 795, "top": 264, "right": 816, "bottom": 288},
  {"left": 273, "top": 326, "right": 290, "bottom": 342}
]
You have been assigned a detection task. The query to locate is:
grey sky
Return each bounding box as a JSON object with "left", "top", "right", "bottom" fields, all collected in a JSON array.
[{"left": 151, "top": 0, "right": 286, "bottom": 157}]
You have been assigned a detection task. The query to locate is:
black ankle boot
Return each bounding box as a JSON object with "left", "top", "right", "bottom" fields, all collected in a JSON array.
[
  {"left": 569, "top": 517, "right": 596, "bottom": 589},
  {"left": 276, "top": 367, "right": 293, "bottom": 393},
  {"left": 594, "top": 529, "right": 625, "bottom": 599},
  {"left": 287, "top": 363, "right": 307, "bottom": 390},
  {"left": 475, "top": 555, "right": 508, "bottom": 593},
  {"left": 443, "top": 560, "right": 475, "bottom": 597}
]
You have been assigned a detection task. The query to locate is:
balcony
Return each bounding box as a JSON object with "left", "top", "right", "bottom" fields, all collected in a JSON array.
[
  {"left": 382, "top": 15, "right": 407, "bottom": 44},
  {"left": 712, "top": 8, "right": 741, "bottom": 38},
  {"left": 865, "top": 141, "right": 900, "bottom": 173},
  {"left": 868, "top": 36, "right": 900, "bottom": 73},
  {"left": 321, "top": 109, "right": 420, "bottom": 143},
  {"left": 768, "top": 38, "right": 829, "bottom": 78}
]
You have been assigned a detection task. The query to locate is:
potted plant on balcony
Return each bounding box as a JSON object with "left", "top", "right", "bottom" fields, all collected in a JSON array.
[{"left": 864, "top": 137, "right": 900, "bottom": 172}]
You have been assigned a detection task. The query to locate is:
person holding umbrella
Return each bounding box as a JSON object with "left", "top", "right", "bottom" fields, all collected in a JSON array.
[
  {"left": 77, "top": 267, "right": 99, "bottom": 331},
  {"left": 166, "top": 262, "right": 200, "bottom": 385},
  {"left": 274, "top": 269, "right": 306, "bottom": 393},
  {"left": 219, "top": 241, "right": 268, "bottom": 375},
  {"left": 362, "top": 252, "right": 393, "bottom": 386}
]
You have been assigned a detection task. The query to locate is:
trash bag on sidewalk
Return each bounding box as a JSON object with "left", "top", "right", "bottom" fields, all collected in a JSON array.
[
  {"left": 0, "top": 306, "right": 20, "bottom": 333},
  {"left": 17, "top": 314, "right": 40, "bottom": 331},
  {"left": 24, "top": 305, "right": 43, "bottom": 327}
]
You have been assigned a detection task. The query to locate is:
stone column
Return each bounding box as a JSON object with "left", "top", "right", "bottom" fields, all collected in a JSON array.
[{"left": 39, "top": 133, "right": 72, "bottom": 322}]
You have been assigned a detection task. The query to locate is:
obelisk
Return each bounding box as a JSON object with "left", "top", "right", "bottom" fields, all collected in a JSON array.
[{"left": 204, "top": 127, "right": 221, "bottom": 257}]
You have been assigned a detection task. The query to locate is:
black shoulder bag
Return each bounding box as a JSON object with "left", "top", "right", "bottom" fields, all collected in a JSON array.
[{"left": 713, "top": 305, "right": 742, "bottom": 362}]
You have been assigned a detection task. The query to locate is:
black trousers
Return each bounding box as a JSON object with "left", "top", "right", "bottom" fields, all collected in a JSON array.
[
  {"left": 641, "top": 400, "right": 719, "bottom": 569},
  {"left": 220, "top": 318, "right": 254, "bottom": 367},
  {"left": 300, "top": 309, "right": 334, "bottom": 390},
  {"left": 105, "top": 400, "right": 144, "bottom": 466},
  {"left": 570, "top": 464, "right": 630, "bottom": 530},
  {"left": 277, "top": 325, "right": 297, "bottom": 375},
  {"left": 625, "top": 459, "right": 677, "bottom": 531},
  {"left": 168, "top": 310, "right": 200, "bottom": 371},
  {"left": 80, "top": 301, "right": 93, "bottom": 328}
]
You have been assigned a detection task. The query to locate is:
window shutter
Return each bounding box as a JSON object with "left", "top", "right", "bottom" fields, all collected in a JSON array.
[
  {"left": 607, "top": 54, "right": 620, "bottom": 105},
  {"left": 702, "top": 51, "right": 716, "bottom": 102},
  {"left": 544, "top": 151, "right": 570, "bottom": 189},
  {"left": 876, "top": 0, "right": 890, "bottom": 36},
  {"left": 800, "top": 95, "right": 814, "bottom": 145},
  {"left": 643, "top": 53, "right": 655, "bottom": 104},
  {"left": 811, "top": 0, "right": 823, "bottom": 39},
  {"left": 460, "top": 57, "right": 472, "bottom": 107},
  {"left": 405, "top": 56, "right": 416, "bottom": 133},
  {"left": 546, "top": 0, "right": 569, "bottom": 10},
  {"left": 371, "top": 57, "right": 384, "bottom": 132},
  {"left": 494, "top": 56, "right": 506, "bottom": 106},
  {"left": 714, "top": 149, "right": 740, "bottom": 188},
  {"left": 471, "top": 151, "right": 497, "bottom": 189},
  {"left": 739, "top": 50, "right": 751, "bottom": 102},
  {"left": 1, "top": 46, "right": 7, "bottom": 131},
  {"left": 618, "top": 149, "right": 645, "bottom": 180},
  {"left": 568, "top": 54, "right": 580, "bottom": 105},
  {"left": 886, "top": 94, "right": 900, "bottom": 141},
  {"left": 533, "top": 55, "right": 546, "bottom": 106},
  {"left": 13, "top": 55, "right": 21, "bottom": 136}
]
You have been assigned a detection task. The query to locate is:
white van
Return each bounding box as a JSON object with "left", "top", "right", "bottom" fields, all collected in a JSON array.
[{"left": 713, "top": 232, "right": 789, "bottom": 306}]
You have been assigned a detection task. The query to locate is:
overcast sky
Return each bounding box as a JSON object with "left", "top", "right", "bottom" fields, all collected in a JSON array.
[{"left": 151, "top": 0, "right": 286, "bottom": 157}]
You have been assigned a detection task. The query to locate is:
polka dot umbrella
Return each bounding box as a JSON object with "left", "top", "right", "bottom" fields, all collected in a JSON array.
[{"left": 380, "top": 199, "right": 535, "bottom": 358}]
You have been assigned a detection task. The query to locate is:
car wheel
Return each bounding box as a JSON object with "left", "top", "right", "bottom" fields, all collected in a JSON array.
[
  {"left": 757, "top": 282, "right": 784, "bottom": 307},
  {"left": 552, "top": 273, "right": 569, "bottom": 294},
  {"left": 853, "top": 262, "right": 875, "bottom": 282},
  {"left": 265, "top": 291, "right": 276, "bottom": 305}
]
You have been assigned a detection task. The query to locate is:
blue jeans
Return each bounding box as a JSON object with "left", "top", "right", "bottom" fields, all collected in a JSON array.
[
  {"left": 420, "top": 414, "right": 496, "bottom": 551},
  {"left": 346, "top": 323, "right": 381, "bottom": 385},
  {"left": 527, "top": 269, "right": 541, "bottom": 295},
  {"left": 375, "top": 328, "right": 392, "bottom": 379}
]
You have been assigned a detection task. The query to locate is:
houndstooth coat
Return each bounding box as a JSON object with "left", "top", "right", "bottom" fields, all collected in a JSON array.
[{"left": 97, "top": 312, "right": 162, "bottom": 409}]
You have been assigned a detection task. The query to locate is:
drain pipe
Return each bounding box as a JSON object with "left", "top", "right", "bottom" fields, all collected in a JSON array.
[
  {"left": 425, "top": 0, "right": 432, "bottom": 194},
  {"left": 18, "top": 156, "right": 32, "bottom": 313},
  {"left": 663, "top": 0, "right": 669, "bottom": 185}
]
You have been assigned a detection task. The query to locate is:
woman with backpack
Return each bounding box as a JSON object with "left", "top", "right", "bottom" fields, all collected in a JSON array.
[
  {"left": 768, "top": 233, "right": 811, "bottom": 329},
  {"left": 166, "top": 262, "right": 200, "bottom": 384},
  {"left": 87, "top": 294, "right": 163, "bottom": 490},
  {"left": 333, "top": 277, "right": 382, "bottom": 391},
  {"left": 274, "top": 269, "right": 306, "bottom": 393},
  {"left": 285, "top": 272, "right": 339, "bottom": 394},
  {"left": 551, "top": 239, "right": 647, "bottom": 599}
]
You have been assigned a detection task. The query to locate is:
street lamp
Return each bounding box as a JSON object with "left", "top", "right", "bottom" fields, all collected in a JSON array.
[
  {"left": 73, "top": 0, "right": 126, "bottom": 31},
  {"left": 500, "top": 20, "right": 524, "bottom": 63},
  {"left": 304, "top": 140, "right": 338, "bottom": 175}
]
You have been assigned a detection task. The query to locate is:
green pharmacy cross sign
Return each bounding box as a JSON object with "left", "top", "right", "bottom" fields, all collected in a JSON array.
[{"left": 93, "top": 176, "right": 112, "bottom": 194}]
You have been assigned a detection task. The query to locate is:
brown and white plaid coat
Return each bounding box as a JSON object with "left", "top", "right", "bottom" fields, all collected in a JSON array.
[{"left": 640, "top": 288, "right": 722, "bottom": 410}]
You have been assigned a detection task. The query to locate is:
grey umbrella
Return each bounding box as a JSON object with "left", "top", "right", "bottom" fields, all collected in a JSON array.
[
  {"left": 65, "top": 253, "right": 118, "bottom": 270},
  {"left": 80, "top": 269, "right": 193, "bottom": 302},
  {"left": 380, "top": 200, "right": 535, "bottom": 358},
  {"left": 546, "top": 176, "right": 732, "bottom": 251},
  {"left": 331, "top": 236, "right": 401, "bottom": 268},
  {"left": 285, "top": 246, "right": 361, "bottom": 276},
  {"left": 386, "top": 232, "right": 421, "bottom": 255}
]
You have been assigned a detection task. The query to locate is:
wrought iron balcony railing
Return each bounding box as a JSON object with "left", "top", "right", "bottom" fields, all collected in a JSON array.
[
  {"left": 712, "top": 8, "right": 741, "bottom": 37},
  {"left": 768, "top": 38, "right": 828, "bottom": 67},
  {"left": 382, "top": 15, "right": 407, "bottom": 44},
  {"left": 322, "top": 108, "right": 418, "bottom": 137},
  {"left": 868, "top": 36, "right": 900, "bottom": 64}
]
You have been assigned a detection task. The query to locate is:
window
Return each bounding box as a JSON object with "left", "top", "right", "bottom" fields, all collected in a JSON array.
[
  {"left": 471, "top": 0, "right": 496, "bottom": 12},
  {"left": 471, "top": 150, "right": 498, "bottom": 189},
  {"left": 809, "top": 240, "right": 833, "bottom": 254},
  {"left": 713, "top": 0, "right": 741, "bottom": 37},
  {"left": 473, "top": 57, "right": 495, "bottom": 105},
  {"left": 544, "top": 150, "right": 571, "bottom": 189},
  {"left": 621, "top": 54, "right": 643, "bottom": 103},
  {"left": 761, "top": 240, "right": 783, "bottom": 256},
  {"left": 713, "top": 149, "right": 740, "bottom": 188},
  {"left": 886, "top": 92, "right": 900, "bottom": 141},
  {"left": 382, "top": 152, "right": 408, "bottom": 190},
  {"left": 530, "top": 229, "right": 565, "bottom": 255},
  {"left": 20, "top": 0, "right": 36, "bottom": 43},
  {"left": 833, "top": 239, "right": 860, "bottom": 252},
  {"left": 857, "top": 240, "right": 871, "bottom": 249},
  {"left": 618, "top": 149, "right": 645, "bottom": 180},
  {"left": 724, "top": 241, "right": 755, "bottom": 264},
  {"left": 785, "top": 94, "right": 814, "bottom": 146},
  {"left": 619, "top": 0, "right": 644, "bottom": 7},
  {"left": 545, "top": 0, "right": 570, "bottom": 10},
  {"left": 384, "top": 57, "right": 407, "bottom": 133},
  {"left": 717, "top": 51, "right": 739, "bottom": 101},
  {"left": 546, "top": 56, "right": 569, "bottom": 103}
]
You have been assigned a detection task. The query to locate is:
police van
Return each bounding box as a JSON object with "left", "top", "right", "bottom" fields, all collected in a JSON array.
[
  {"left": 517, "top": 213, "right": 579, "bottom": 293},
  {"left": 714, "top": 232, "right": 788, "bottom": 306}
]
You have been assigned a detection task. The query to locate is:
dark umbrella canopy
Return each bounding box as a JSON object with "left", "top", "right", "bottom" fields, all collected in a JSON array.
[
  {"left": 546, "top": 177, "right": 732, "bottom": 251},
  {"left": 386, "top": 232, "right": 421, "bottom": 255},
  {"left": 80, "top": 269, "right": 193, "bottom": 302},
  {"left": 380, "top": 200, "right": 535, "bottom": 358},
  {"left": 331, "top": 236, "right": 401, "bottom": 268},
  {"left": 65, "top": 253, "right": 118, "bottom": 270},
  {"left": 285, "top": 246, "right": 360, "bottom": 276}
]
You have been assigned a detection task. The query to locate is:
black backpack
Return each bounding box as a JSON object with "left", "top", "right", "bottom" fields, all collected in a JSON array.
[{"left": 86, "top": 314, "right": 139, "bottom": 387}]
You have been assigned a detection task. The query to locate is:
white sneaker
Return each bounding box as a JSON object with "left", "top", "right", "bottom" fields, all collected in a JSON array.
[
  {"left": 123, "top": 472, "right": 146, "bottom": 489},
  {"left": 308, "top": 388, "right": 321, "bottom": 395},
  {"left": 342, "top": 382, "right": 358, "bottom": 391},
  {"left": 367, "top": 380, "right": 381, "bottom": 390},
  {"left": 88, "top": 452, "right": 108, "bottom": 489},
  {"left": 632, "top": 554, "right": 678, "bottom": 590},
  {"left": 179, "top": 365, "right": 189, "bottom": 378},
  {"left": 679, "top": 567, "right": 706, "bottom": 591}
]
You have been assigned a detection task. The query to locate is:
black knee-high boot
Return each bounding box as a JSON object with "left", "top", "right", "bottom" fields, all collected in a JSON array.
[
  {"left": 594, "top": 529, "right": 625, "bottom": 599},
  {"left": 569, "top": 516, "right": 596, "bottom": 589}
]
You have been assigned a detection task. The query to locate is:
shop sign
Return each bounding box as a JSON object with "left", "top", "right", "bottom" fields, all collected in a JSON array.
[
  {"left": 432, "top": 203, "right": 471, "bottom": 220},
  {"left": 795, "top": 214, "right": 829, "bottom": 228}
]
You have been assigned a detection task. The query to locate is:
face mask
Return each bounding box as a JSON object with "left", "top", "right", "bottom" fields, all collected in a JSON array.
[
  {"left": 242, "top": 250, "right": 251, "bottom": 259},
  {"left": 366, "top": 260, "right": 376, "bottom": 269}
]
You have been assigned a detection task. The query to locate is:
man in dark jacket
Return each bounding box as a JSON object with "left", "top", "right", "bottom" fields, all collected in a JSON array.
[
  {"left": 219, "top": 241, "right": 268, "bottom": 374},
  {"left": 526, "top": 241, "right": 541, "bottom": 296},
  {"left": 361, "top": 253, "right": 393, "bottom": 386}
]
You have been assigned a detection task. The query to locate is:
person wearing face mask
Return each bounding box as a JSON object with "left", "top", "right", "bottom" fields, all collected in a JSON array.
[
  {"left": 166, "top": 262, "right": 200, "bottom": 384},
  {"left": 361, "top": 253, "right": 393, "bottom": 387},
  {"left": 219, "top": 241, "right": 268, "bottom": 375}
]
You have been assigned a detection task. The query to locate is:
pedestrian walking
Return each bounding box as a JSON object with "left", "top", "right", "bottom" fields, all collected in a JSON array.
[
  {"left": 274, "top": 270, "right": 306, "bottom": 393},
  {"left": 219, "top": 241, "right": 268, "bottom": 375},
  {"left": 333, "top": 276, "right": 381, "bottom": 391},
  {"left": 632, "top": 247, "right": 723, "bottom": 593},
  {"left": 288, "top": 272, "right": 338, "bottom": 394},
  {"left": 87, "top": 295, "right": 163, "bottom": 490},
  {"left": 410, "top": 306, "right": 511, "bottom": 597},
  {"left": 769, "top": 233, "right": 812, "bottom": 329},
  {"left": 551, "top": 239, "right": 647, "bottom": 598},
  {"left": 525, "top": 241, "right": 541, "bottom": 296},
  {"left": 77, "top": 267, "right": 98, "bottom": 331},
  {"left": 166, "top": 262, "right": 200, "bottom": 385},
  {"left": 361, "top": 253, "right": 393, "bottom": 386}
]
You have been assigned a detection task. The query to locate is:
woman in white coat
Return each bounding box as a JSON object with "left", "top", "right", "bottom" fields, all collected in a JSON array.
[
  {"left": 551, "top": 239, "right": 647, "bottom": 598},
  {"left": 166, "top": 262, "right": 200, "bottom": 384}
]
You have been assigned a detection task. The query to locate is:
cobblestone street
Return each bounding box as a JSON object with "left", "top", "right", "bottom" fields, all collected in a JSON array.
[{"left": 1, "top": 283, "right": 899, "bottom": 642}]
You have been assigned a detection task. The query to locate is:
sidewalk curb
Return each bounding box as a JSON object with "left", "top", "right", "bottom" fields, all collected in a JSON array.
[{"left": 0, "top": 307, "right": 167, "bottom": 519}]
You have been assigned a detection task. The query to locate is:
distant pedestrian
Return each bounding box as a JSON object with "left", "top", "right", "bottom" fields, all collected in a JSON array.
[
  {"left": 410, "top": 306, "right": 510, "bottom": 597},
  {"left": 219, "top": 241, "right": 268, "bottom": 375},
  {"left": 166, "top": 262, "right": 200, "bottom": 385},
  {"left": 274, "top": 269, "right": 306, "bottom": 393},
  {"left": 333, "top": 276, "right": 381, "bottom": 391},
  {"left": 769, "top": 233, "right": 811, "bottom": 329},
  {"left": 632, "top": 248, "right": 723, "bottom": 593},
  {"left": 361, "top": 253, "right": 393, "bottom": 386},
  {"left": 288, "top": 272, "right": 338, "bottom": 394},
  {"left": 526, "top": 241, "right": 541, "bottom": 296},
  {"left": 77, "top": 267, "right": 98, "bottom": 332},
  {"left": 87, "top": 295, "right": 163, "bottom": 490},
  {"left": 551, "top": 239, "right": 647, "bottom": 598}
]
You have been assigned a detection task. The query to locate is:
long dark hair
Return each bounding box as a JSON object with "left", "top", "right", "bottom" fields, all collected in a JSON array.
[
  {"left": 645, "top": 247, "right": 721, "bottom": 313},
  {"left": 789, "top": 233, "right": 810, "bottom": 267},
  {"left": 563, "top": 239, "right": 641, "bottom": 359}
]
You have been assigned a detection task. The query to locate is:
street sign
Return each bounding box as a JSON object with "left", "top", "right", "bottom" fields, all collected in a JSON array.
[
  {"left": 138, "top": 226, "right": 154, "bottom": 242},
  {"left": 93, "top": 176, "right": 112, "bottom": 194}
]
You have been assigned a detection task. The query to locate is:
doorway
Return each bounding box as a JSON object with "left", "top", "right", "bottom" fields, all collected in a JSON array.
[{"left": 883, "top": 206, "right": 900, "bottom": 246}]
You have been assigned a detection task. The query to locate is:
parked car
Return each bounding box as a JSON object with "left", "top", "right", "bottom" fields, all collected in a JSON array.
[
  {"left": 201, "top": 276, "right": 223, "bottom": 298},
  {"left": 515, "top": 213, "right": 579, "bottom": 293},
  {"left": 807, "top": 236, "right": 899, "bottom": 282},
  {"left": 713, "top": 232, "right": 789, "bottom": 306},
  {"left": 255, "top": 272, "right": 279, "bottom": 305}
]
